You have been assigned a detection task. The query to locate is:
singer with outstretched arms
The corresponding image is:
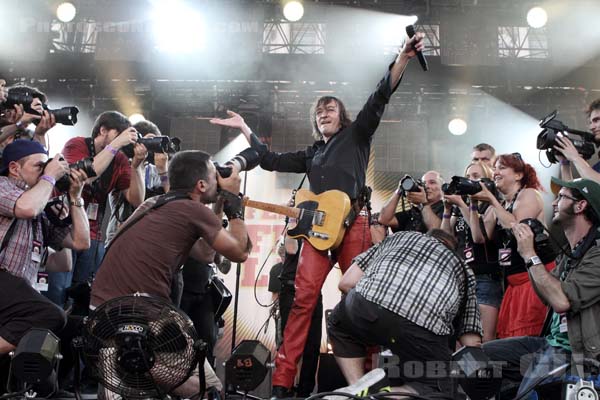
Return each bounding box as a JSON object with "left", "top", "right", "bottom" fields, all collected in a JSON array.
[{"left": 210, "top": 31, "right": 426, "bottom": 398}]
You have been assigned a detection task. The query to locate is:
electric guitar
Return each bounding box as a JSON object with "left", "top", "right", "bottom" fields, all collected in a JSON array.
[{"left": 243, "top": 189, "right": 352, "bottom": 251}]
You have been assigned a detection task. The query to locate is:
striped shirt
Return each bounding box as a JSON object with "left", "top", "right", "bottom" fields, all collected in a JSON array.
[
  {"left": 0, "top": 176, "right": 70, "bottom": 285},
  {"left": 354, "top": 230, "right": 482, "bottom": 336}
]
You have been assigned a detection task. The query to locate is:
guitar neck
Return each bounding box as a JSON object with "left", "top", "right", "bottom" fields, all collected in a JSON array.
[{"left": 244, "top": 199, "right": 301, "bottom": 219}]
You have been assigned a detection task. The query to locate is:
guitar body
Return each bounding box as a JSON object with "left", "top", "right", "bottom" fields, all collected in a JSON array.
[{"left": 287, "top": 189, "right": 352, "bottom": 251}]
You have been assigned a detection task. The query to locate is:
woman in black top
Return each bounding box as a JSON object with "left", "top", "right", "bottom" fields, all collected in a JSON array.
[{"left": 441, "top": 161, "right": 501, "bottom": 342}]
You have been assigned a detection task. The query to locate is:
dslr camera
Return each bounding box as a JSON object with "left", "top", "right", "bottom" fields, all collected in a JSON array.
[
  {"left": 442, "top": 176, "right": 497, "bottom": 197},
  {"left": 44, "top": 157, "right": 97, "bottom": 192},
  {"left": 398, "top": 175, "right": 424, "bottom": 195},
  {"left": 0, "top": 90, "right": 79, "bottom": 126},
  {"left": 536, "top": 110, "right": 596, "bottom": 164},
  {"left": 516, "top": 218, "right": 557, "bottom": 264},
  {"left": 121, "top": 134, "right": 181, "bottom": 158}
]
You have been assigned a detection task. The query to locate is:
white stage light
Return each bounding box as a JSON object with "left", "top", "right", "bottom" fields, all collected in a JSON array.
[
  {"left": 56, "top": 2, "right": 76, "bottom": 23},
  {"left": 129, "top": 114, "right": 145, "bottom": 125},
  {"left": 283, "top": 1, "right": 304, "bottom": 22},
  {"left": 448, "top": 118, "right": 468, "bottom": 136},
  {"left": 527, "top": 7, "right": 548, "bottom": 29},
  {"left": 152, "top": 0, "right": 206, "bottom": 53}
]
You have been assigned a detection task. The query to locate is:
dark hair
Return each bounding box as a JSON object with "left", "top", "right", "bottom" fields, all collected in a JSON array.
[
  {"left": 133, "top": 120, "right": 161, "bottom": 136},
  {"left": 427, "top": 228, "right": 458, "bottom": 251},
  {"left": 7, "top": 84, "right": 47, "bottom": 104},
  {"left": 472, "top": 143, "right": 496, "bottom": 156},
  {"left": 568, "top": 187, "right": 600, "bottom": 225},
  {"left": 496, "top": 153, "right": 543, "bottom": 191},
  {"left": 91, "top": 111, "right": 131, "bottom": 139},
  {"left": 168, "top": 150, "right": 211, "bottom": 191},
  {"left": 585, "top": 98, "right": 600, "bottom": 118},
  {"left": 310, "top": 96, "right": 352, "bottom": 140}
]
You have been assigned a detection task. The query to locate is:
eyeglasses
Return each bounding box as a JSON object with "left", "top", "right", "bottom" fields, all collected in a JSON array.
[{"left": 557, "top": 193, "right": 579, "bottom": 202}]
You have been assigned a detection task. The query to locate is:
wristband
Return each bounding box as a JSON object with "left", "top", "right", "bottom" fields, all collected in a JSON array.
[
  {"left": 470, "top": 204, "right": 479, "bottom": 211},
  {"left": 160, "top": 174, "right": 169, "bottom": 183},
  {"left": 442, "top": 213, "right": 451, "bottom": 219},
  {"left": 560, "top": 159, "right": 570, "bottom": 166},
  {"left": 40, "top": 175, "right": 56, "bottom": 186},
  {"left": 105, "top": 144, "right": 118, "bottom": 156}
]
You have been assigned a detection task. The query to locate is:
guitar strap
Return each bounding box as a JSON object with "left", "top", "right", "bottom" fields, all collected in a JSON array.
[{"left": 344, "top": 186, "right": 372, "bottom": 228}]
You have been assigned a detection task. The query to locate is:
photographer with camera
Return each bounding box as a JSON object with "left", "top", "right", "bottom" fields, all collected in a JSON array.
[
  {"left": 483, "top": 178, "right": 600, "bottom": 398},
  {"left": 441, "top": 161, "right": 502, "bottom": 343},
  {"left": 552, "top": 99, "right": 600, "bottom": 184},
  {"left": 469, "top": 153, "right": 550, "bottom": 339},
  {"left": 378, "top": 170, "right": 444, "bottom": 233},
  {"left": 471, "top": 143, "right": 496, "bottom": 169},
  {"left": 0, "top": 139, "right": 90, "bottom": 356},
  {"left": 105, "top": 119, "right": 172, "bottom": 247},
  {"left": 45, "top": 111, "right": 145, "bottom": 307},
  {"left": 0, "top": 86, "right": 45, "bottom": 149}
]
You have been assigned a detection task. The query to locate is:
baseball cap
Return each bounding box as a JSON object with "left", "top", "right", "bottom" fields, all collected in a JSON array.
[
  {"left": 0, "top": 139, "right": 48, "bottom": 175},
  {"left": 551, "top": 177, "right": 600, "bottom": 219}
]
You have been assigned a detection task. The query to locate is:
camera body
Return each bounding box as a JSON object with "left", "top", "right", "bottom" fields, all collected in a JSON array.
[
  {"left": 44, "top": 157, "right": 97, "bottom": 192},
  {"left": 399, "top": 175, "right": 423, "bottom": 194},
  {"left": 517, "top": 218, "right": 557, "bottom": 264},
  {"left": 442, "top": 176, "right": 497, "bottom": 197},
  {"left": 536, "top": 110, "right": 596, "bottom": 164},
  {"left": 0, "top": 90, "right": 79, "bottom": 126}
]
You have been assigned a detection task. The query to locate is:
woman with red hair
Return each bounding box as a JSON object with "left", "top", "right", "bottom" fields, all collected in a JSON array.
[{"left": 470, "top": 153, "right": 553, "bottom": 339}]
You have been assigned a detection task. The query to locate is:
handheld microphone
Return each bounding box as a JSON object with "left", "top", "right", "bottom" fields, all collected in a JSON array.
[{"left": 405, "top": 24, "right": 428, "bottom": 71}]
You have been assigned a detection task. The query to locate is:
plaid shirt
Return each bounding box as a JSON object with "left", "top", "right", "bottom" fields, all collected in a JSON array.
[
  {"left": 354, "top": 231, "right": 482, "bottom": 337},
  {"left": 0, "top": 176, "right": 70, "bottom": 286}
]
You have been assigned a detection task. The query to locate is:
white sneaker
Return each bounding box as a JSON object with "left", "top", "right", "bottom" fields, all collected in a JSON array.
[{"left": 325, "top": 368, "right": 391, "bottom": 400}]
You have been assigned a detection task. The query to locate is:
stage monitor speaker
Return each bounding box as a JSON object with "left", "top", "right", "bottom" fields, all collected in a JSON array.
[
  {"left": 11, "top": 329, "right": 60, "bottom": 384},
  {"left": 225, "top": 340, "right": 270, "bottom": 392},
  {"left": 317, "top": 353, "right": 347, "bottom": 393}
]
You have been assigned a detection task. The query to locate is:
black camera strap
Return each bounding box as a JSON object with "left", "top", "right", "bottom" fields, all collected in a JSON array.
[
  {"left": 103, "top": 190, "right": 191, "bottom": 255},
  {"left": 0, "top": 219, "right": 17, "bottom": 255}
]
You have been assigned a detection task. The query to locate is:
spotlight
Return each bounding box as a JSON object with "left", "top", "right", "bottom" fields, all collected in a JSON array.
[
  {"left": 448, "top": 118, "right": 468, "bottom": 136},
  {"left": 152, "top": 0, "right": 206, "bottom": 53},
  {"left": 527, "top": 7, "right": 548, "bottom": 29},
  {"left": 129, "top": 113, "right": 145, "bottom": 125},
  {"left": 56, "top": 2, "right": 76, "bottom": 23},
  {"left": 283, "top": 1, "right": 304, "bottom": 22}
]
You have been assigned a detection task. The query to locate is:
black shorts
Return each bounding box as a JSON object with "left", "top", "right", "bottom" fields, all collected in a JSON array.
[
  {"left": 0, "top": 270, "right": 66, "bottom": 346},
  {"left": 327, "top": 289, "right": 452, "bottom": 394}
]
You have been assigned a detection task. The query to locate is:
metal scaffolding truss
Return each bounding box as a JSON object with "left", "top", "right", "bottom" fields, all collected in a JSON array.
[
  {"left": 262, "top": 21, "right": 326, "bottom": 54},
  {"left": 497, "top": 26, "right": 549, "bottom": 59},
  {"left": 50, "top": 19, "right": 98, "bottom": 54}
]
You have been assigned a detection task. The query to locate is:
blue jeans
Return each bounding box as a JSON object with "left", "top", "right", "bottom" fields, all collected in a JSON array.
[
  {"left": 45, "top": 239, "right": 105, "bottom": 306},
  {"left": 483, "top": 336, "right": 572, "bottom": 399}
]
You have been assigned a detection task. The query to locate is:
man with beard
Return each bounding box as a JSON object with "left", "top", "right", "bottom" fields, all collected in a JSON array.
[{"left": 483, "top": 177, "right": 600, "bottom": 398}]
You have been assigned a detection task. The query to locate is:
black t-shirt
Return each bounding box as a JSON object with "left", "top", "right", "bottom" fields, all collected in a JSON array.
[
  {"left": 452, "top": 203, "right": 500, "bottom": 276},
  {"left": 392, "top": 200, "right": 444, "bottom": 233},
  {"left": 182, "top": 257, "right": 213, "bottom": 295},
  {"left": 279, "top": 239, "right": 302, "bottom": 284},
  {"left": 268, "top": 262, "right": 283, "bottom": 293}
]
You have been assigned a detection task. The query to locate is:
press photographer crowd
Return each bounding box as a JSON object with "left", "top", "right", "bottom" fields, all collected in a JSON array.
[{"left": 1, "top": 30, "right": 600, "bottom": 400}]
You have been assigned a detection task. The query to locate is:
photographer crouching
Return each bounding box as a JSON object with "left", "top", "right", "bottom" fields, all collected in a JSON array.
[
  {"left": 483, "top": 178, "right": 600, "bottom": 399},
  {"left": 0, "top": 140, "right": 90, "bottom": 385}
]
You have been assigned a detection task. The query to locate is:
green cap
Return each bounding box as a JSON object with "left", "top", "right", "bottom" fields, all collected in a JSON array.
[{"left": 551, "top": 177, "right": 600, "bottom": 219}]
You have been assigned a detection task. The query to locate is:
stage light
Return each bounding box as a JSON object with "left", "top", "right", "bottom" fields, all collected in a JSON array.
[
  {"left": 56, "top": 2, "right": 76, "bottom": 23},
  {"left": 129, "top": 113, "right": 145, "bottom": 125},
  {"left": 151, "top": 0, "right": 206, "bottom": 53},
  {"left": 283, "top": 1, "right": 304, "bottom": 22},
  {"left": 527, "top": 7, "right": 548, "bottom": 29},
  {"left": 448, "top": 118, "right": 468, "bottom": 136}
]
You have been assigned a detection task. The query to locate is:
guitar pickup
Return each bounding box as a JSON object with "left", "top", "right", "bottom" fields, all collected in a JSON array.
[
  {"left": 308, "top": 231, "right": 329, "bottom": 240},
  {"left": 312, "top": 211, "right": 325, "bottom": 226}
]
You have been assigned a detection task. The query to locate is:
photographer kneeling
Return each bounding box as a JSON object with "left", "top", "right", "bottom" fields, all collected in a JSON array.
[{"left": 483, "top": 178, "right": 600, "bottom": 399}]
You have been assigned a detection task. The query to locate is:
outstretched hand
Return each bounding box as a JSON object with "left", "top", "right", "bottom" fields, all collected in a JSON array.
[{"left": 210, "top": 110, "right": 252, "bottom": 143}]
